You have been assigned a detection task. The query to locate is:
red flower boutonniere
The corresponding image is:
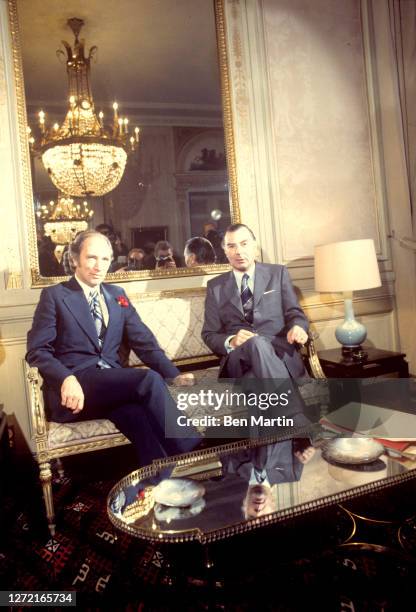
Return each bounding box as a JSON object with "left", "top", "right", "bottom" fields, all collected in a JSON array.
[{"left": 117, "top": 295, "right": 129, "bottom": 308}]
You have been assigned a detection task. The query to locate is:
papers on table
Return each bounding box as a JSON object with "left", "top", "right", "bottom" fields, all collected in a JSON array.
[{"left": 320, "top": 402, "right": 416, "bottom": 456}]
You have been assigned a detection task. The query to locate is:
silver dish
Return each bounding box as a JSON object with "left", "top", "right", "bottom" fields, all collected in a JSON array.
[
  {"left": 153, "top": 478, "right": 205, "bottom": 507},
  {"left": 322, "top": 437, "right": 384, "bottom": 464},
  {"left": 154, "top": 497, "right": 206, "bottom": 521}
]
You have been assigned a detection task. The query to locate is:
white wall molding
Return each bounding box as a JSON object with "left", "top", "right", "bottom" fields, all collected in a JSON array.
[{"left": 365, "top": 0, "right": 416, "bottom": 370}]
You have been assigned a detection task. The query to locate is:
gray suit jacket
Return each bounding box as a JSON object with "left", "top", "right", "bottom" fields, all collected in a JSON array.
[
  {"left": 221, "top": 439, "right": 304, "bottom": 485},
  {"left": 201, "top": 262, "right": 308, "bottom": 378}
]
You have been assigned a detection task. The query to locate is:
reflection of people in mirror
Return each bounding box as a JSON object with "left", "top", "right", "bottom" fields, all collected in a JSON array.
[
  {"left": 222, "top": 439, "right": 315, "bottom": 484},
  {"left": 243, "top": 484, "right": 275, "bottom": 519},
  {"left": 155, "top": 240, "right": 177, "bottom": 269},
  {"left": 220, "top": 439, "right": 315, "bottom": 519},
  {"left": 143, "top": 240, "right": 180, "bottom": 270},
  {"left": 95, "top": 223, "right": 114, "bottom": 240},
  {"left": 184, "top": 237, "right": 216, "bottom": 267},
  {"left": 124, "top": 248, "right": 145, "bottom": 271},
  {"left": 203, "top": 222, "right": 217, "bottom": 236},
  {"left": 203, "top": 222, "right": 227, "bottom": 264},
  {"left": 112, "top": 232, "right": 129, "bottom": 270},
  {"left": 95, "top": 224, "right": 128, "bottom": 272},
  {"left": 38, "top": 235, "right": 64, "bottom": 277},
  {"left": 141, "top": 242, "right": 156, "bottom": 270}
]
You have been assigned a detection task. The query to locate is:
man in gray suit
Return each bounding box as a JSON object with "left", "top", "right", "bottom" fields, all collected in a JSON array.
[{"left": 202, "top": 223, "right": 309, "bottom": 382}]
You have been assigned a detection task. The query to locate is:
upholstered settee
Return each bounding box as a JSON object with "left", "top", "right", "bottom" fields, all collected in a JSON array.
[{"left": 26, "top": 287, "right": 326, "bottom": 535}]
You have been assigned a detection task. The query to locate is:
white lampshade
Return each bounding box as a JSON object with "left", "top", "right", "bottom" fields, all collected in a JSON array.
[{"left": 314, "top": 239, "right": 381, "bottom": 292}]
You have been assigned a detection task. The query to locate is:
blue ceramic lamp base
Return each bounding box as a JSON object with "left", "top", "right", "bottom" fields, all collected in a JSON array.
[{"left": 335, "top": 294, "right": 368, "bottom": 360}]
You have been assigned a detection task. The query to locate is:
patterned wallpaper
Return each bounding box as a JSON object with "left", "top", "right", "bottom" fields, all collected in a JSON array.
[{"left": 262, "top": 0, "right": 379, "bottom": 260}]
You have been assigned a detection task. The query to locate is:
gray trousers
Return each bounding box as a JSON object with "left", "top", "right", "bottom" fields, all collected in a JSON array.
[
  {"left": 224, "top": 335, "right": 310, "bottom": 431},
  {"left": 225, "top": 335, "right": 290, "bottom": 378}
]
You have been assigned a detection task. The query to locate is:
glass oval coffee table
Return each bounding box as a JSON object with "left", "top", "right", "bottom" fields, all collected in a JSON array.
[{"left": 107, "top": 430, "right": 416, "bottom": 545}]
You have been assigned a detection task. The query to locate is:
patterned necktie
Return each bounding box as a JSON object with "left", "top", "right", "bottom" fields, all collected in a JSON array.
[
  {"left": 241, "top": 273, "right": 254, "bottom": 324},
  {"left": 89, "top": 290, "right": 106, "bottom": 345}
]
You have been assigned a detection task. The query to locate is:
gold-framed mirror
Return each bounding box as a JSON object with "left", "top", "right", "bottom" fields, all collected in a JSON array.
[{"left": 8, "top": 0, "right": 239, "bottom": 286}]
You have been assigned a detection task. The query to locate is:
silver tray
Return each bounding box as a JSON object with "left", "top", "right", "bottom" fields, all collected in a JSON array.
[{"left": 322, "top": 437, "right": 384, "bottom": 465}]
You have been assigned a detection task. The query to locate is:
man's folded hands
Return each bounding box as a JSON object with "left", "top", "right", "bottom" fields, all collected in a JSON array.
[{"left": 230, "top": 329, "right": 257, "bottom": 348}]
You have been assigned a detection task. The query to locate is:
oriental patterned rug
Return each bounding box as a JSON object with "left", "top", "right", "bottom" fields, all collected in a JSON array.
[{"left": 1, "top": 429, "right": 415, "bottom": 610}]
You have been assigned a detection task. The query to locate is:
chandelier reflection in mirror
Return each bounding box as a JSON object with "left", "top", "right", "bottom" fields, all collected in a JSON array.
[
  {"left": 29, "top": 17, "right": 140, "bottom": 198},
  {"left": 37, "top": 195, "right": 94, "bottom": 245}
]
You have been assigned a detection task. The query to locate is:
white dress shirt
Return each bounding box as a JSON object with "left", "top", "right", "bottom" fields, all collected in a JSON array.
[{"left": 224, "top": 263, "right": 256, "bottom": 352}]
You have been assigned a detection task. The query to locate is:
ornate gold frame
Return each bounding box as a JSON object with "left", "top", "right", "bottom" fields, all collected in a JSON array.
[{"left": 8, "top": 0, "right": 240, "bottom": 287}]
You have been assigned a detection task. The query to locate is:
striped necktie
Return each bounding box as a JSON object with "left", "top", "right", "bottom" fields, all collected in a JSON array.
[
  {"left": 254, "top": 468, "right": 267, "bottom": 484},
  {"left": 241, "top": 273, "right": 254, "bottom": 324},
  {"left": 89, "top": 290, "right": 106, "bottom": 346}
]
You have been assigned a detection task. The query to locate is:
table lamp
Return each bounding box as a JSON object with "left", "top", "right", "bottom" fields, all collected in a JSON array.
[{"left": 314, "top": 239, "right": 381, "bottom": 357}]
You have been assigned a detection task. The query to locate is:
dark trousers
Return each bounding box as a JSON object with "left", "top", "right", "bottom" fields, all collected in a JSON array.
[{"left": 46, "top": 367, "right": 200, "bottom": 466}]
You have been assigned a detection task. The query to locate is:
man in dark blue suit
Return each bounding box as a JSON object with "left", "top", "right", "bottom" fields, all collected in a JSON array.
[{"left": 26, "top": 230, "right": 199, "bottom": 466}]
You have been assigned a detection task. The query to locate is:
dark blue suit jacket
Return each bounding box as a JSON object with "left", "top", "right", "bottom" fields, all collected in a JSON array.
[{"left": 26, "top": 277, "right": 180, "bottom": 391}]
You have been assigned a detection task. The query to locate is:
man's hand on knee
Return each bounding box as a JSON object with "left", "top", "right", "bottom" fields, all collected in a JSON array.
[
  {"left": 294, "top": 446, "right": 315, "bottom": 464},
  {"left": 61, "top": 375, "right": 85, "bottom": 413},
  {"left": 172, "top": 372, "right": 195, "bottom": 387},
  {"left": 287, "top": 325, "right": 308, "bottom": 345},
  {"left": 230, "top": 329, "right": 257, "bottom": 349}
]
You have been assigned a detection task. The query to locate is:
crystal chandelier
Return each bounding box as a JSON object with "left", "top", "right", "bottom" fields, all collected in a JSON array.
[
  {"left": 37, "top": 194, "right": 94, "bottom": 244},
  {"left": 29, "top": 18, "right": 140, "bottom": 198}
]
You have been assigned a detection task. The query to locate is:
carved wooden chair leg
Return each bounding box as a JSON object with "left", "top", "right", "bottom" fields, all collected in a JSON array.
[
  {"left": 39, "top": 460, "right": 56, "bottom": 537},
  {"left": 55, "top": 457, "right": 65, "bottom": 479}
]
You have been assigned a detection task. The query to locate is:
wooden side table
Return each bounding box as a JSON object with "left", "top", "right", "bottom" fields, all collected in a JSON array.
[
  {"left": 318, "top": 347, "right": 409, "bottom": 379},
  {"left": 318, "top": 348, "right": 409, "bottom": 410}
]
